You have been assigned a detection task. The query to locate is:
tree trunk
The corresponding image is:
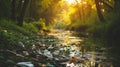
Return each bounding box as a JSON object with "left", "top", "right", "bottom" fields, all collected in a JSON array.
[
  {"left": 114, "top": 0, "right": 120, "bottom": 12},
  {"left": 11, "top": 0, "right": 16, "bottom": 21},
  {"left": 95, "top": 0, "right": 105, "bottom": 22},
  {"left": 17, "top": 0, "right": 23, "bottom": 17},
  {"left": 18, "top": 0, "right": 30, "bottom": 26}
]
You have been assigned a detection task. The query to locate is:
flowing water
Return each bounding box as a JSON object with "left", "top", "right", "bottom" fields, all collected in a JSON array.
[
  {"left": 46, "top": 29, "right": 113, "bottom": 67},
  {"left": 18, "top": 29, "right": 114, "bottom": 67}
]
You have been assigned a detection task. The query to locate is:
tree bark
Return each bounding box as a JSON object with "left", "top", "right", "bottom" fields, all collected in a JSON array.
[
  {"left": 114, "top": 0, "right": 120, "bottom": 12},
  {"left": 95, "top": 0, "right": 105, "bottom": 22},
  {"left": 17, "top": 0, "right": 23, "bottom": 17},
  {"left": 18, "top": 0, "right": 30, "bottom": 26},
  {"left": 11, "top": 0, "right": 16, "bottom": 21}
]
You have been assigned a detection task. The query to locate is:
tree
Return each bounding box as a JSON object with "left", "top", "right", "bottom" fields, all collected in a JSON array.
[
  {"left": 40, "top": 0, "right": 61, "bottom": 26},
  {"left": 18, "top": 0, "right": 30, "bottom": 26},
  {"left": 114, "top": 0, "right": 120, "bottom": 11},
  {"left": 11, "top": 0, "right": 16, "bottom": 21},
  {"left": 11, "top": 0, "right": 30, "bottom": 26},
  {"left": 27, "top": 0, "right": 61, "bottom": 26},
  {"left": 95, "top": 0, "right": 105, "bottom": 22}
]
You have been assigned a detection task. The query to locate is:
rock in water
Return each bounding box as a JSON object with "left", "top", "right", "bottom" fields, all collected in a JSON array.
[
  {"left": 16, "top": 62, "right": 34, "bottom": 67},
  {"left": 43, "top": 49, "right": 53, "bottom": 59},
  {"left": 53, "top": 50, "right": 60, "bottom": 56},
  {"left": 46, "top": 63, "right": 54, "bottom": 67},
  {"left": 66, "top": 62, "right": 75, "bottom": 67}
]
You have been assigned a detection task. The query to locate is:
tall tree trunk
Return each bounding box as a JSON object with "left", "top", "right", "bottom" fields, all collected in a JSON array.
[
  {"left": 18, "top": 0, "right": 30, "bottom": 26},
  {"left": 11, "top": 0, "right": 16, "bottom": 21},
  {"left": 17, "top": 0, "right": 23, "bottom": 18},
  {"left": 95, "top": 0, "right": 105, "bottom": 22},
  {"left": 114, "top": 0, "right": 120, "bottom": 12}
]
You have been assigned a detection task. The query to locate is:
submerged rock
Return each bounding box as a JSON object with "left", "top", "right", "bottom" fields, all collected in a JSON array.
[
  {"left": 16, "top": 62, "right": 34, "bottom": 67},
  {"left": 53, "top": 50, "right": 60, "bottom": 56},
  {"left": 46, "top": 63, "right": 54, "bottom": 67},
  {"left": 66, "top": 62, "right": 75, "bottom": 67},
  {"left": 43, "top": 49, "right": 53, "bottom": 59}
]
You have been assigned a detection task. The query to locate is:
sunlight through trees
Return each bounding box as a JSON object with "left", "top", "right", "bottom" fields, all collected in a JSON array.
[
  {"left": 0, "top": 0, "right": 120, "bottom": 66},
  {"left": 63, "top": 0, "right": 81, "bottom": 4}
]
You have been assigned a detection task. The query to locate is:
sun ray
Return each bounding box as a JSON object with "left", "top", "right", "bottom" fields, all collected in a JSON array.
[
  {"left": 63, "top": 0, "right": 81, "bottom": 4},
  {"left": 67, "top": 0, "right": 75, "bottom": 4}
]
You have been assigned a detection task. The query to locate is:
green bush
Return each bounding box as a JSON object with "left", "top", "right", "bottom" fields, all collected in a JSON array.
[
  {"left": 0, "top": 30, "right": 18, "bottom": 49},
  {"left": 0, "top": 20, "right": 30, "bottom": 35},
  {"left": 32, "top": 18, "right": 46, "bottom": 30},
  {"left": 43, "top": 26, "right": 52, "bottom": 32},
  {"left": 0, "top": 20, "right": 39, "bottom": 50},
  {"left": 69, "top": 11, "right": 99, "bottom": 32},
  {"left": 23, "top": 23, "right": 38, "bottom": 33},
  {"left": 105, "top": 19, "right": 120, "bottom": 46}
]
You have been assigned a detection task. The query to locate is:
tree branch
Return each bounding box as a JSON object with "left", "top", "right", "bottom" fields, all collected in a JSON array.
[{"left": 101, "top": 0, "right": 113, "bottom": 9}]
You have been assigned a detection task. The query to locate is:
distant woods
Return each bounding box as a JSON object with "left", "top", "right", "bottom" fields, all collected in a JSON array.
[
  {"left": 0, "top": 0, "right": 118, "bottom": 26},
  {"left": 0, "top": 0, "right": 61, "bottom": 26}
]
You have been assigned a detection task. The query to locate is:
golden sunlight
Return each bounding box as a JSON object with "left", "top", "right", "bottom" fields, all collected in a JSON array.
[
  {"left": 67, "top": 0, "right": 75, "bottom": 4},
  {"left": 64, "top": 0, "right": 81, "bottom": 4}
]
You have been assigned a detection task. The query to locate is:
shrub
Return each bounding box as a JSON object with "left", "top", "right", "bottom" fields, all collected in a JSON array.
[
  {"left": 0, "top": 20, "right": 38, "bottom": 50},
  {"left": 23, "top": 23, "right": 38, "bottom": 33},
  {"left": 0, "top": 30, "right": 18, "bottom": 50},
  {"left": 32, "top": 18, "right": 46, "bottom": 30}
]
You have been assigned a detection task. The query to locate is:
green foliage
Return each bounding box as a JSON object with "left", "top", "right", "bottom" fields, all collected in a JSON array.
[
  {"left": 106, "top": 19, "right": 120, "bottom": 45},
  {"left": 0, "top": 19, "right": 52, "bottom": 50},
  {"left": 84, "top": 6, "right": 120, "bottom": 66},
  {"left": 43, "top": 26, "right": 52, "bottom": 32},
  {"left": 32, "top": 18, "right": 52, "bottom": 32},
  {"left": 82, "top": 37, "right": 106, "bottom": 51},
  {"left": 23, "top": 23, "right": 38, "bottom": 33},
  {"left": 0, "top": 30, "right": 19, "bottom": 50},
  {"left": 32, "top": 19, "right": 46, "bottom": 30},
  {"left": 69, "top": 11, "right": 99, "bottom": 34},
  {"left": 0, "top": 19, "right": 40, "bottom": 50},
  {"left": 105, "top": 17, "right": 120, "bottom": 67},
  {"left": 87, "top": 23, "right": 107, "bottom": 38},
  {"left": 69, "top": 19, "right": 86, "bottom": 30},
  {"left": 0, "top": 19, "right": 30, "bottom": 35},
  {"left": 28, "top": 0, "right": 61, "bottom": 26}
]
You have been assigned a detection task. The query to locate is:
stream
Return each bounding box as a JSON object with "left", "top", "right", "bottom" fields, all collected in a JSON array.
[
  {"left": 47, "top": 29, "right": 113, "bottom": 67},
  {"left": 15, "top": 29, "right": 113, "bottom": 67}
]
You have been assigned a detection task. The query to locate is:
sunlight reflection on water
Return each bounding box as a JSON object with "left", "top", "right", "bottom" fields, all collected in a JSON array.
[{"left": 47, "top": 29, "right": 113, "bottom": 67}]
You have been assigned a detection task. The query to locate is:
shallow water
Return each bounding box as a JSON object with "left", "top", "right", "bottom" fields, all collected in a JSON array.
[{"left": 47, "top": 29, "right": 113, "bottom": 67}]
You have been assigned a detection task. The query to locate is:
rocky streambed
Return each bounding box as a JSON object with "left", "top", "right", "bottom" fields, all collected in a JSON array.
[{"left": 1, "top": 30, "right": 113, "bottom": 67}]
